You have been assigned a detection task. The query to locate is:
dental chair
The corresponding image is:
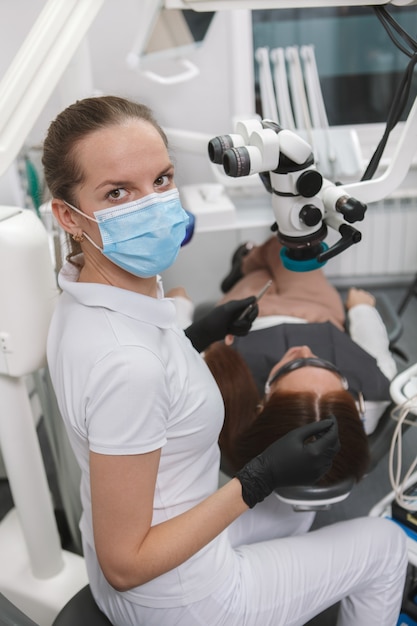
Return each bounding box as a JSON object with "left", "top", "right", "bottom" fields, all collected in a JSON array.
[
  {"left": 274, "top": 478, "right": 355, "bottom": 512},
  {"left": 0, "top": 587, "right": 111, "bottom": 626},
  {"left": 214, "top": 288, "right": 406, "bottom": 512},
  {"left": 52, "top": 585, "right": 112, "bottom": 626},
  {"left": 0, "top": 594, "right": 38, "bottom": 626},
  {"left": 398, "top": 273, "right": 417, "bottom": 316}
]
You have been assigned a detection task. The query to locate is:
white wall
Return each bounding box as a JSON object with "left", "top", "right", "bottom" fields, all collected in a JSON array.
[{"left": 0, "top": 1, "right": 255, "bottom": 189}]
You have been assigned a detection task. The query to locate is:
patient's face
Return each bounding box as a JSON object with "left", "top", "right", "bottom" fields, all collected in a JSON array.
[{"left": 267, "top": 346, "right": 345, "bottom": 396}]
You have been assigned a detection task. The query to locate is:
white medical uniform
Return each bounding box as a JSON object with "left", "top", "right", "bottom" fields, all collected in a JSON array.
[{"left": 47, "top": 259, "right": 407, "bottom": 626}]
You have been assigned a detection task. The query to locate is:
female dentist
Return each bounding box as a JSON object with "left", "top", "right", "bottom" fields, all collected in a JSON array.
[{"left": 44, "top": 95, "right": 407, "bottom": 626}]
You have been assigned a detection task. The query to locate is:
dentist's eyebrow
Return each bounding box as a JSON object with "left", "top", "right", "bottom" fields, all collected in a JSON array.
[
  {"left": 157, "top": 163, "right": 175, "bottom": 177},
  {"left": 94, "top": 162, "right": 174, "bottom": 191},
  {"left": 94, "top": 180, "right": 132, "bottom": 191}
]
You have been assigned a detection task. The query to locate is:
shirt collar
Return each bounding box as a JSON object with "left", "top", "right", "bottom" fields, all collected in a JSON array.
[{"left": 58, "top": 259, "right": 176, "bottom": 329}]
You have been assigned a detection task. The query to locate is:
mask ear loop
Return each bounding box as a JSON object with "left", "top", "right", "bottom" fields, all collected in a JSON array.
[
  {"left": 64, "top": 201, "right": 103, "bottom": 252},
  {"left": 64, "top": 200, "right": 98, "bottom": 223}
]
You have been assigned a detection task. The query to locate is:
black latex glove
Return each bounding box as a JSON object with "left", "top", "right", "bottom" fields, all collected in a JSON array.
[
  {"left": 236, "top": 416, "right": 340, "bottom": 508},
  {"left": 184, "top": 297, "right": 258, "bottom": 353}
]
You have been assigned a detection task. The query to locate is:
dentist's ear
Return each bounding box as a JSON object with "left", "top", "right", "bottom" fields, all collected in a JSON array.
[{"left": 51, "top": 198, "right": 80, "bottom": 236}]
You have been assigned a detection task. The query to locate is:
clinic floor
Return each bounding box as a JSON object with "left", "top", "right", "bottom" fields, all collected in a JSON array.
[{"left": 0, "top": 283, "right": 416, "bottom": 625}]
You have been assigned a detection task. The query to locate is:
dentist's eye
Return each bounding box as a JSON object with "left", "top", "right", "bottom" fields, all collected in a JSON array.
[
  {"left": 106, "top": 188, "right": 128, "bottom": 201},
  {"left": 154, "top": 173, "right": 173, "bottom": 189}
]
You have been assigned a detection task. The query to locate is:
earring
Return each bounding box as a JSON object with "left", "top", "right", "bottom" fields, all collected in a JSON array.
[{"left": 72, "top": 232, "right": 84, "bottom": 243}]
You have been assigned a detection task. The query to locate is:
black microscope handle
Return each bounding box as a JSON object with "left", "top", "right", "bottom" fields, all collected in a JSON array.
[{"left": 317, "top": 224, "right": 362, "bottom": 263}]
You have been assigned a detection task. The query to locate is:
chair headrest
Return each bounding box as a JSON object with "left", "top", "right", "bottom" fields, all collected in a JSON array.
[{"left": 275, "top": 476, "right": 355, "bottom": 511}]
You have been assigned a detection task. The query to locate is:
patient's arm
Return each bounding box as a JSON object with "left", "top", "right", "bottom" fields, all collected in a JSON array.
[{"left": 346, "top": 288, "right": 397, "bottom": 381}]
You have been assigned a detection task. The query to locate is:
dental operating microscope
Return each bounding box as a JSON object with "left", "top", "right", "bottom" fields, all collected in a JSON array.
[{"left": 208, "top": 118, "right": 368, "bottom": 272}]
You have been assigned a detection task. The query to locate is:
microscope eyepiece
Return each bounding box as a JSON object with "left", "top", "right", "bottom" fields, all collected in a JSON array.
[
  {"left": 223, "top": 147, "right": 252, "bottom": 177},
  {"left": 208, "top": 135, "right": 234, "bottom": 164}
]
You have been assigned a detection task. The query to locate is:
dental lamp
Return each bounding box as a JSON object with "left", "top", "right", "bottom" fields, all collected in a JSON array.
[{"left": 208, "top": 118, "right": 367, "bottom": 271}]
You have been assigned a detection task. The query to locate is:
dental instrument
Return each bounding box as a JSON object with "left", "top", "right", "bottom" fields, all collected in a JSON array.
[{"left": 237, "top": 279, "right": 272, "bottom": 320}]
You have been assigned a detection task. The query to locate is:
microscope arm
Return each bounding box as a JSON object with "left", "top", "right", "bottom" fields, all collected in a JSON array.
[
  {"left": 337, "top": 93, "right": 417, "bottom": 205},
  {"left": 0, "top": 0, "right": 104, "bottom": 178}
]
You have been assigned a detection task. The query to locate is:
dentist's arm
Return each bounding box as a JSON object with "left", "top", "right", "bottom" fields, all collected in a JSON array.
[{"left": 90, "top": 418, "right": 339, "bottom": 591}]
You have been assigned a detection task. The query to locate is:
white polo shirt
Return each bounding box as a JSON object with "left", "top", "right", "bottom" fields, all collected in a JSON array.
[{"left": 47, "top": 260, "right": 234, "bottom": 607}]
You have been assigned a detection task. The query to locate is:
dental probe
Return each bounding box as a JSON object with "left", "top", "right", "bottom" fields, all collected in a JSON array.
[{"left": 237, "top": 279, "right": 272, "bottom": 321}]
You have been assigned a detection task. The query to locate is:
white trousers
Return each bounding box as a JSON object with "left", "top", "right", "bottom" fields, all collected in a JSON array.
[{"left": 92, "top": 496, "right": 408, "bottom": 626}]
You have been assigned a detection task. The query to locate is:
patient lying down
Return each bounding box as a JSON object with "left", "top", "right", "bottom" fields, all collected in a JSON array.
[{"left": 204, "top": 341, "right": 370, "bottom": 487}]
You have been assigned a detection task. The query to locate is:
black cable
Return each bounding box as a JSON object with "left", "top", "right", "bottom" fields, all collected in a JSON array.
[
  {"left": 375, "top": 6, "right": 417, "bottom": 54},
  {"left": 361, "top": 7, "right": 417, "bottom": 181},
  {"left": 362, "top": 52, "right": 417, "bottom": 180},
  {"left": 374, "top": 10, "right": 413, "bottom": 57}
]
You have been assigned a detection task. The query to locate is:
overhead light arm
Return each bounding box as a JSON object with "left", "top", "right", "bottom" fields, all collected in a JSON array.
[{"left": 0, "top": 0, "right": 104, "bottom": 178}]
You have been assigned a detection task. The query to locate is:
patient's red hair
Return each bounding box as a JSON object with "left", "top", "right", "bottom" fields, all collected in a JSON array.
[{"left": 204, "top": 341, "right": 370, "bottom": 486}]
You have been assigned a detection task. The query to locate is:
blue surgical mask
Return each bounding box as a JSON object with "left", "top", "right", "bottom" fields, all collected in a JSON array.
[{"left": 65, "top": 189, "right": 189, "bottom": 278}]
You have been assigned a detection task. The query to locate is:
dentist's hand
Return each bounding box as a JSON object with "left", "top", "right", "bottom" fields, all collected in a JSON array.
[
  {"left": 236, "top": 416, "right": 340, "bottom": 508},
  {"left": 184, "top": 297, "right": 258, "bottom": 353}
]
